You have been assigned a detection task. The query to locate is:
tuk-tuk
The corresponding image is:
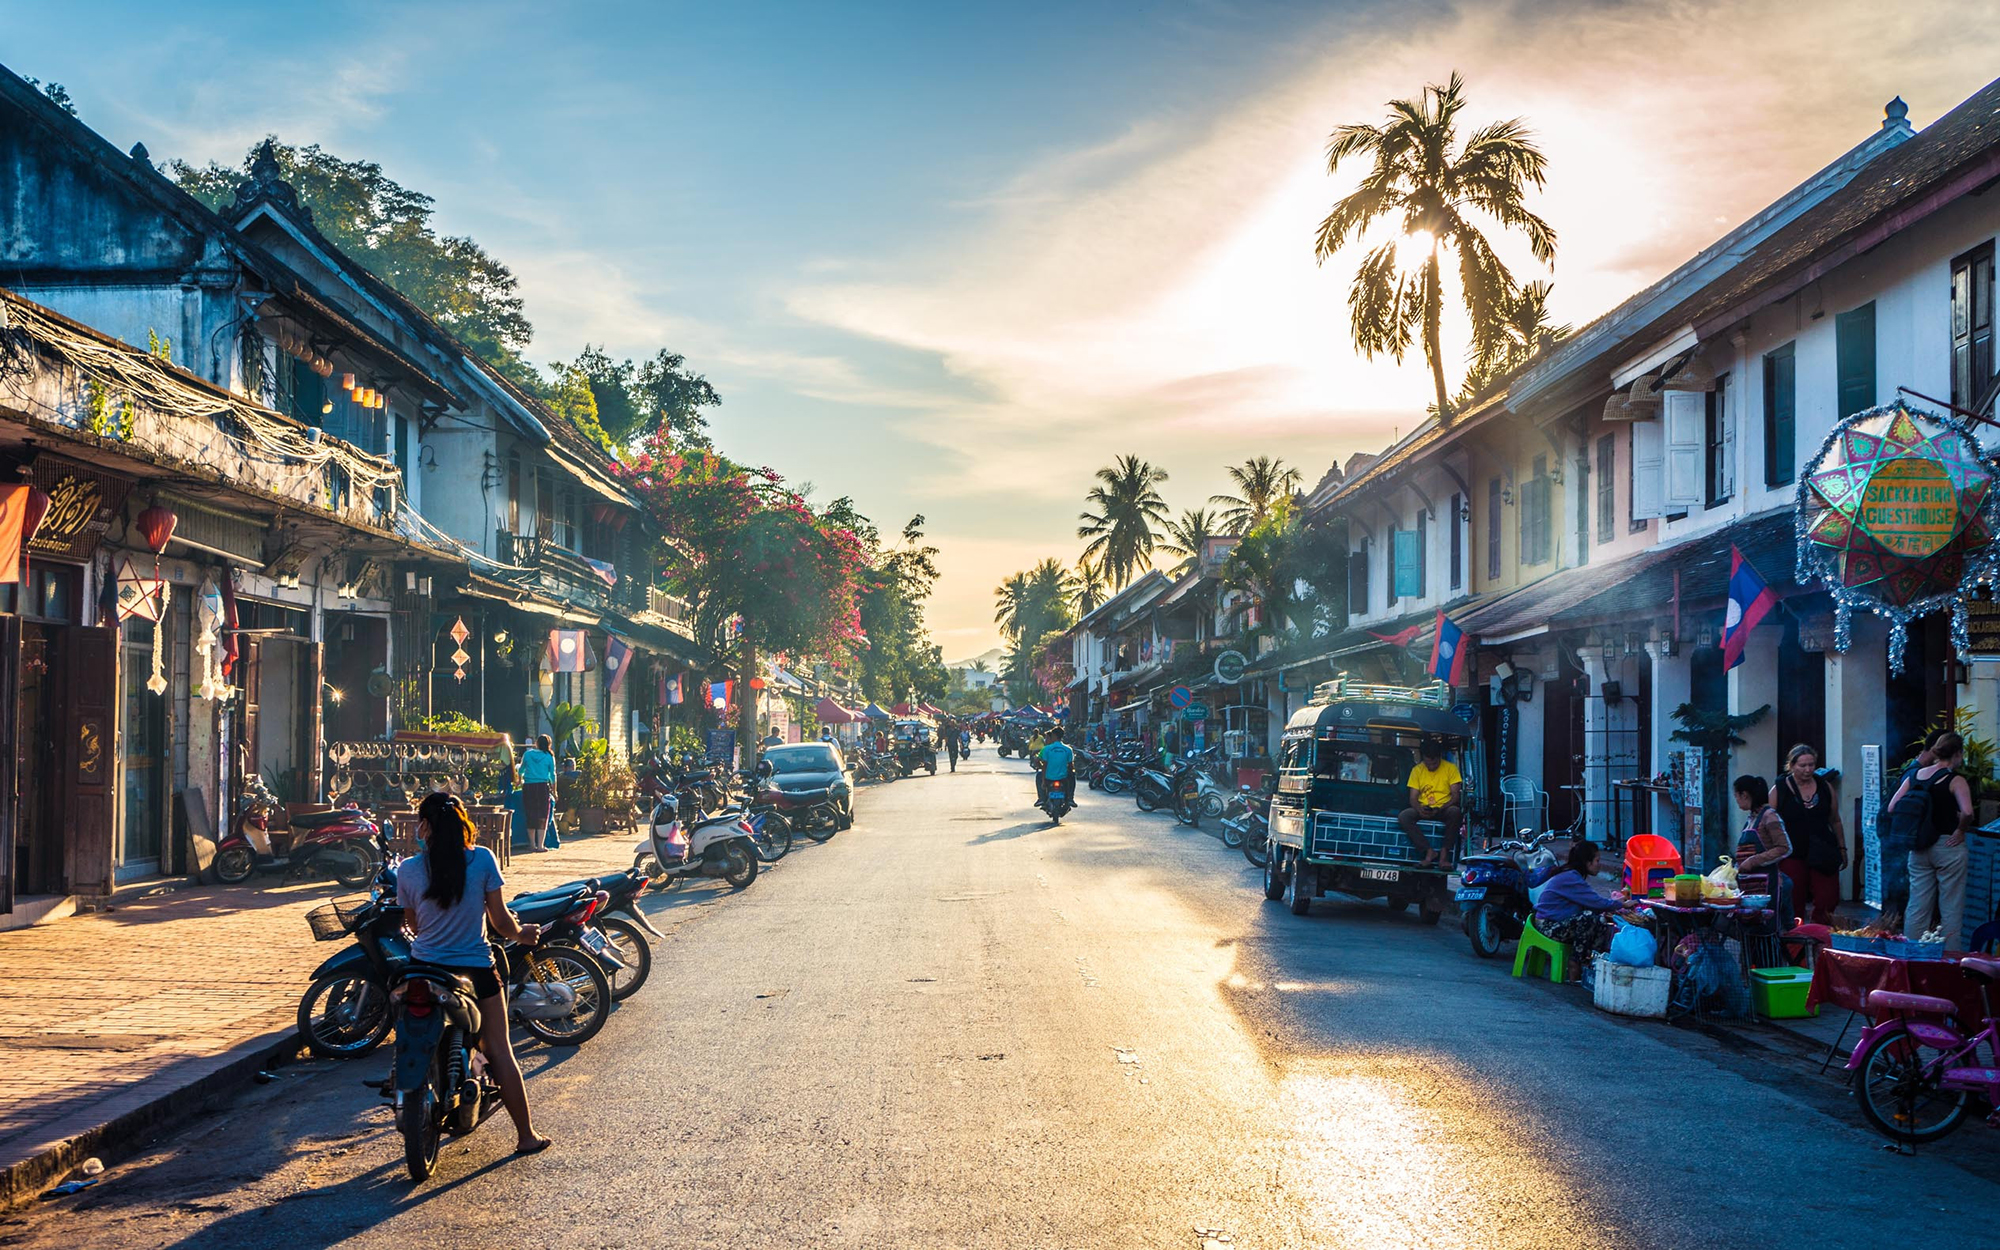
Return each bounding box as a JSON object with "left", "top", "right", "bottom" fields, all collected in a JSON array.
[
  {"left": 892, "top": 718, "right": 938, "bottom": 776},
  {"left": 1264, "top": 676, "right": 1480, "bottom": 924}
]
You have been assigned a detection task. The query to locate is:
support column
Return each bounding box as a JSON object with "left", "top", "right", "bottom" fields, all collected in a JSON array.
[
  {"left": 1729, "top": 626, "right": 1780, "bottom": 780},
  {"left": 1826, "top": 615, "right": 1889, "bottom": 899},
  {"left": 1646, "top": 639, "right": 1691, "bottom": 854}
]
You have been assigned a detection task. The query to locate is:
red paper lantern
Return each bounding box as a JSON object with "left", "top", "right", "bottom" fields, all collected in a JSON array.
[
  {"left": 135, "top": 504, "right": 177, "bottom": 554},
  {"left": 19, "top": 486, "right": 50, "bottom": 544},
  {"left": 747, "top": 677, "right": 766, "bottom": 691}
]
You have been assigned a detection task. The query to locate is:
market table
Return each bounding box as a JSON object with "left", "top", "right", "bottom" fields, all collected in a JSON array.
[
  {"left": 1806, "top": 948, "right": 1988, "bottom": 1023},
  {"left": 1629, "top": 898, "right": 1783, "bottom": 1015}
]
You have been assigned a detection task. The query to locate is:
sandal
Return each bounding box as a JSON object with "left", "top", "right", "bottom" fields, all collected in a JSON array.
[{"left": 514, "top": 1136, "right": 553, "bottom": 1156}]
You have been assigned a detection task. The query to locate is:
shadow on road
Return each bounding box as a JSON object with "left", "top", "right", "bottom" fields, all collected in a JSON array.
[{"left": 966, "top": 821, "right": 1046, "bottom": 845}]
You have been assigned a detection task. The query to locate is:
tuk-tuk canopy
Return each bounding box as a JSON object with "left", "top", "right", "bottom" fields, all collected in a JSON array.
[{"left": 1285, "top": 676, "right": 1475, "bottom": 742}]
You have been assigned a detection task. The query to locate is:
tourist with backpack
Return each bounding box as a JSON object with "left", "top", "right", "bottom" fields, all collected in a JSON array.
[{"left": 1884, "top": 730, "right": 1973, "bottom": 949}]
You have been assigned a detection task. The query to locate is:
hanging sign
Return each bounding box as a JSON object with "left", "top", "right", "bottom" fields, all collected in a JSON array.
[
  {"left": 1796, "top": 401, "right": 1999, "bottom": 672},
  {"left": 25, "top": 460, "right": 131, "bottom": 559},
  {"left": 1213, "top": 650, "right": 1247, "bottom": 685},
  {"left": 1860, "top": 743, "right": 1883, "bottom": 909},
  {"left": 1169, "top": 685, "right": 1193, "bottom": 709}
]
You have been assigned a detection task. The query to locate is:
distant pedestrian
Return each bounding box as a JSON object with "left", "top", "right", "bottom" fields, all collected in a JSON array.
[
  {"left": 946, "top": 725, "right": 962, "bottom": 772},
  {"left": 520, "top": 734, "right": 556, "bottom": 853}
]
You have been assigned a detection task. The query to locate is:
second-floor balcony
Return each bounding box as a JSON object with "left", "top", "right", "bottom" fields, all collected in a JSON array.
[{"left": 495, "top": 529, "right": 695, "bottom": 631}]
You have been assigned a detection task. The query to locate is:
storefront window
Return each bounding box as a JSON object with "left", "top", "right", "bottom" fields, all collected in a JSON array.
[{"left": 120, "top": 620, "right": 166, "bottom": 876}]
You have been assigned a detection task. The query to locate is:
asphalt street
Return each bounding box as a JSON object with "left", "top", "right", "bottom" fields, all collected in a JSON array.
[{"left": 3, "top": 752, "right": 1996, "bottom": 1250}]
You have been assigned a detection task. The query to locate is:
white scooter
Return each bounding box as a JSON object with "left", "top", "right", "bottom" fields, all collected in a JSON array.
[{"left": 631, "top": 789, "right": 760, "bottom": 891}]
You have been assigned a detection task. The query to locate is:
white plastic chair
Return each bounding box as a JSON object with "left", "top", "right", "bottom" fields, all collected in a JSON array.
[{"left": 1498, "top": 774, "right": 1547, "bottom": 837}]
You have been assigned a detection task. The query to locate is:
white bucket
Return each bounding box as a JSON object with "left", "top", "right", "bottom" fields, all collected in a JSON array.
[{"left": 1592, "top": 956, "right": 1671, "bottom": 1019}]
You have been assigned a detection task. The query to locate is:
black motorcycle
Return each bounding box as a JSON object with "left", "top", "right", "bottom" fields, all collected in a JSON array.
[
  {"left": 387, "top": 957, "right": 492, "bottom": 1181},
  {"left": 1217, "top": 782, "right": 1274, "bottom": 865},
  {"left": 1034, "top": 760, "right": 1075, "bottom": 824}
]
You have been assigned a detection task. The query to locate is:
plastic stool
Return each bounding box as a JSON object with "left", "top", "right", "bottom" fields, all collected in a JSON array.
[
  {"left": 1623, "top": 834, "right": 1683, "bottom": 896},
  {"left": 1513, "top": 916, "right": 1569, "bottom": 982}
]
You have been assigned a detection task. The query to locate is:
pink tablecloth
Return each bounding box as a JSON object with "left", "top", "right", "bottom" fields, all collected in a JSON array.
[{"left": 1806, "top": 948, "right": 1988, "bottom": 1022}]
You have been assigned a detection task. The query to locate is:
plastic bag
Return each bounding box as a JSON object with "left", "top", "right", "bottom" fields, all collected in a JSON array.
[
  {"left": 1608, "top": 919, "right": 1658, "bottom": 967},
  {"left": 1705, "top": 855, "right": 1739, "bottom": 892}
]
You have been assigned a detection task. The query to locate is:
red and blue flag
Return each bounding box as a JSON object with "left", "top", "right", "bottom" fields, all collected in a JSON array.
[
  {"left": 545, "top": 628, "right": 592, "bottom": 673},
  {"left": 603, "top": 635, "right": 633, "bottom": 693},
  {"left": 1427, "top": 609, "right": 1468, "bottom": 686},
  {"left": 664, "top": 673, "right": 684, "bottom": 705},
  {"left": 1721, "top": 546, "right": 1777, "bottom": 671}
]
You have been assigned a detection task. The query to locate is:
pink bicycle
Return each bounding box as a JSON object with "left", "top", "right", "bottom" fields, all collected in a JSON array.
[{"left": 1846, "top": 955, "right": 2000, "bottom": 1143}]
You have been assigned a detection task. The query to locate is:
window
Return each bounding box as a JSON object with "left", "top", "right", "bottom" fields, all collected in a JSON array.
[
  {"left": 1952, "top": 242, "right": 1994, "bottom": 410},
  {"left": 395, "top": 413, "right": 411, "bottom": 491},
  {"left": 1764, "top": 341, "right": 1796, "bottom": 486},
  {"left": 1520, "top": 455, "right": 1551, "bottom": 565},
  {"left": 1631, "top": 418, "right": 1662, "bottom": 525},
  {"left": 1486, "top": 477, "right": 1502, "bottom": 581},
  {"left": 1836, "top": 301, "right": 1876, "bottom": 419},
  {"left": 505, "top": 450, "right": 522, "bottom": 532},
  {"left": 1448, "top": 492, "right": 1463, "bottom": 590},
  {"left": 534, "top": 469, "right": 554, "bottom": 539},
  {"left": 1706, "top": 372, "right": 1734, "bottom": 507},
  {"left": 1349, "top": 540, "right": 1369, "bottom": 613},
  {"left": 1662, "top": 390, "right": 1705, "bottom": 511},
  {"left": 568, "top": 495, "right": 584, "bottom": 552},
  {"left": 1392, "top": 524, "right": 1423, "bottom": 600},
  {"left": 1595, "top": 435, "right": 1615, "bottom": 543}
]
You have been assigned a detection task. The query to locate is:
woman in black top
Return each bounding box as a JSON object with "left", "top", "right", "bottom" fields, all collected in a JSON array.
[{"left": 1774, "top": 744, "right": 1845, "bottom": 926}]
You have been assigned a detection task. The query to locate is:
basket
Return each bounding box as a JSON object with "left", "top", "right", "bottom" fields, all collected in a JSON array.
[
  {"left": 305, "top": 896, "right": 374, "bottom": 942},
  {"left": 1830, "top": 932, "right": 1888, "bottom": 954},
  {"left": 1884, "top": 938, "right": 1946, "bottom": 961}
]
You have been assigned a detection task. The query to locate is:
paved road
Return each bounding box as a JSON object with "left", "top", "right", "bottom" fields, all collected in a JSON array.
[{"left": 3, "top": 754, "right": 1994, "bottom": 1249}]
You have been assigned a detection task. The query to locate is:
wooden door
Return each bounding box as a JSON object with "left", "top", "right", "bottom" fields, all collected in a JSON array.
[
  {"left": 0, "top": 615, "right": 18, "bottom": 914},
  {"left": 306, "top": 641, "right": 324, "bottom": 801},
  {"left": 241, "top": 638, "right": 263, "bottom": 789},
  {"left": 61, "top": 625, "right": 117, "bottom": 897}
]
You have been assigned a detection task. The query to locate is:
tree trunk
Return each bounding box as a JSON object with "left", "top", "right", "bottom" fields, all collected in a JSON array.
[
  {"left": 1424, "top": 248, "right": 1450, "bottom": 422},
  {"left": 736, "top": 629, "right": 760, "bottom": 775}
]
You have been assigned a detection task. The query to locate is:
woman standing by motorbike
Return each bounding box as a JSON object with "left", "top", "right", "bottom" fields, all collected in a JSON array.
[
  {"left": 396, "top": 792, "right": 553, "bottom": 1157},
  {"left": 520, "top": 735, "right": 557, "bottom": 853}
]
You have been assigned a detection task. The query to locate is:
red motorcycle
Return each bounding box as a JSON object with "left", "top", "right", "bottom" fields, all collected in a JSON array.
[{"left": 216, "top": 776, "right": 381, "bottom": 887}]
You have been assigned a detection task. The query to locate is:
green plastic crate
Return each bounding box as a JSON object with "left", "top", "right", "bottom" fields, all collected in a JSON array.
[{"left": 1750, "top": 967, "right": 1817, "bottom": 1020}]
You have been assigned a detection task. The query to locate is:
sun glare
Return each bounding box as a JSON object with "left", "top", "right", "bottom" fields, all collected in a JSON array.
[{"left": 1395, "top": 229, "right": 1436, "bottom": 272}]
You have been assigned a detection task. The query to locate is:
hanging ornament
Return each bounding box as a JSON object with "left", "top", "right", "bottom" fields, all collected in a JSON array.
[
  {"left": 113, "top": 554, "right": 167, "bottom": 623},
  {"left": 195, "top": 577, "right": 224, "bottom": 700},
  {"left": 1795, "top": 399, "right": 2000, "bottom": 673},
  {"left": 147, "top": 581, "right": 172, "bottom": 695},
  {"left": 135, "top": 503, "right": 176, "bottom": 555},
  {"left": 448, "top": 616, "right": 471, "bottom": 647},
  {"left": 451, "top": 645, "right": 471, "bottom": 682}
]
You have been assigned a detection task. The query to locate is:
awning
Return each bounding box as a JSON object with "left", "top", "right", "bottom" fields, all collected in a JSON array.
[
  {"left": 815, "top": 697, "right": 856, "bottom": 724},
  {"left": 451, "top": 578, "right": 599, "bottom": 624},
  {"left": 862, "top": 702, "right": 893, "bottom": 720},
  {"left": 544, "top": 444, "right": 635, "bottom": 508}
]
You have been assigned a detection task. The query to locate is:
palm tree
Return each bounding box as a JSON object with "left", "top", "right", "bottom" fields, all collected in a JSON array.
[
  {"left": 1472, "top": 279, "right": 1572, "bottom": 381},
  {"left": 993, "top": 571, "right": 1033, "bottom": 640},
  {"left": 1072, "top": 558, "right": 1108, "bottom": 615},
  {"left": 1025, "top": 558, "right": 1076, "bottom": 627},
  {"left": 1209, "top": 458, "right": 1303, "bottom": 534},
  {"left": 1314, "top": 72, "right": 1556, "bottom": 420},
  {"left": 1077, "top": 455, "right": 1171, "bottom": 587},
  {"left": 1160, "top": 507, "right": 1221, "bottom": 567}
]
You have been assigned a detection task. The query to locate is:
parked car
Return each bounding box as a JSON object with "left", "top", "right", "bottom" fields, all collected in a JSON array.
[{"left": 758, "top": 742, "right": 856, "bottom": 831}]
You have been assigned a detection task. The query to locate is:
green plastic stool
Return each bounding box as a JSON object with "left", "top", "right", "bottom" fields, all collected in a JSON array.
[{"left": 1513, "top": 916, "right": 1569, "bottom": 982}]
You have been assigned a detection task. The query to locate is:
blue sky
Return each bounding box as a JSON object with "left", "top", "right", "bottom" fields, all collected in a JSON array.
[{"left": 5, "top": 0, "right": 1993, "bottom": 654}]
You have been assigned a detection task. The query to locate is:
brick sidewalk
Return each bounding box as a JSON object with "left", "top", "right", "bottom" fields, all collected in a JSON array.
[{"left": 0, "top": 831, "right": 643, "bottom": 1203}]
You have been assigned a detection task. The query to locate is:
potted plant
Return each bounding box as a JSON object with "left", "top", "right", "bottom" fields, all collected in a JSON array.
[{"left": 574, "top": 739, "right": 613, "bottom": 834}]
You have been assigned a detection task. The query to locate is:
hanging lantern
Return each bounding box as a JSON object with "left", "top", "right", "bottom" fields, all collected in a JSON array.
[
  {"left": 135, "top": 503, "right": 177, "bottom": 554},
  {"left": 341, "top": 373, "right": 356, "bottom": 391},
  {"left": 20, "top": 486, "right": 50, "bottom": 544}
]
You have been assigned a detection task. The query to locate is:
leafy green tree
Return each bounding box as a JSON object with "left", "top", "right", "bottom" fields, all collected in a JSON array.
[
  {"left": 1210, "top": 457, "right": 1302, "bottom": 534},
  {"left": 171, "top": 138, "right": 539, "bottom": 388},
  {"left": 23, "top": 78, "right": 77, "bottom": 117},
  {"left": 856, "top": 516, "right": 948, "bottom": 704},
  {"left": 994, "top": 559, "right": 1076, "bottom": 705},
  {"left": 546, "top": 361, "right": 616, "bottom": 453},
  {"left": 549, "top": 345, "right": 721, "bottom": 450},
  {"left": 1077, "top": 455, "right": 1170, "bottom": 588},
  {"left": 1461, "top": 279, "right": 1573, "bottom": 402},
  {"left": 1314, "top": 73, "right": 1556, "bottom": 420},
  {"left": 1072, "top": 559, "right": 1108, "bottom": 616}
]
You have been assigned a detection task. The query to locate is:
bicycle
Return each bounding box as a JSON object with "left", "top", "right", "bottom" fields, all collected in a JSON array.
[{"left": 1845, "top": 954, "right": 2000, "bottom": 1144}]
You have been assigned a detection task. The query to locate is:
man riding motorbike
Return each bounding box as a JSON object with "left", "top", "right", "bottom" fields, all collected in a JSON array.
[{"left": 1036, "top": 727, "right": 1075, "bottom": 811}]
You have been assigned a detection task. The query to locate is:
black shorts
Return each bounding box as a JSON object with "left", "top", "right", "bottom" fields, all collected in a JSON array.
[{"left": 437, "top": 963, "right": 504, "bottom": 1000}]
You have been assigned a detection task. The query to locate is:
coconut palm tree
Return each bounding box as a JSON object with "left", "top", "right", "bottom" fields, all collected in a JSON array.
[
  {"left": 1470, "top": 279, "right": 1572, "bottom": 384},
  {"left": 993, "top": 571, "right": 1033, "bottom": 641},
  {"left": 1025, "top": 558, "right": 1076, "bottom": 626},
  {"left": 1159, "top": 507, "right": 1222, "bottom": 568},
  {"left": 1077, "top": 455, "right": 1171, "bottom": 587},
  {"left": 1314, "top": 71, "right": 1556, "bottom": 420},
  {"left": 1209, "top": 458, "right": 1303, "bottom": 535},
  {"left": 1072, "top": 558, "right": 1108, "bottom": 615}
]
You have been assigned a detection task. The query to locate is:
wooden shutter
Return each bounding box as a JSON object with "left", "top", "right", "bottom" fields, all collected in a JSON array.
[
  {"left": 1663, "top": 390, "right": 1706, "bottom": 510},
  {"left": 1630, "top": 418, "right": 1665, "bottom": 520},
  {"left": 0, "top": 615, "right": 16, "bottom": 914},
  {"left": 1448, "top": 493, "right": 1463, "bottom": 590},
  {"left": 1952, "top": 243, "right": 1994, "bottom": 409},
  {"left": 1835, "top": 302, "right": 1876, "bottom": 419},
  {"left": 1486, "top": 480, "right": 1501, "bottom": 580},
  {"left": 1393, "top": 529, "right": 1422, "bottom": 599},
  {"left": 1764, "top": 344, "right": 1796, "bottom": 486},
  {"left": 1596, "top": 435, "right": 1614, "bottom": 542},
  {"left": 62, "top": 625, "right": 118, "bottom": 897}
]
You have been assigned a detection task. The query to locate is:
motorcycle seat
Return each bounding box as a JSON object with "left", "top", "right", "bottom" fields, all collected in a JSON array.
[
  {"left": 292, "top": 808, "right": 365, "bottom": 829},
  {"left": 393, "top": 961, "right": 477, "bottom": 999},
  {"left": 511, "top": 889, "right": 593, "bottom": 924}
]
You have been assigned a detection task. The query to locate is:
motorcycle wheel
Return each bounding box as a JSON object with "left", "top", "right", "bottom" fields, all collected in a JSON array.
[
  {"left": 721, "top": 841, "right": 759, "bottom": 889},
  {"left": 1202, "top": 794, "right": 1227, "bottom": 820},
  {"left": 1101, "top": 774, "right": 1130, "bottom": 795},
  {"left": 755, "top": 813, "right": 793, "bottom": 862},
  {"left": 834, "top": 802, "right": 854, "bottom": 833},
  {"left": 1242, "top": 827, "right": 1269, "bottom": 869},
  {"left": 1218, "top": 819, "right": 1244, "bottom": 849},
  {"left": 1466, "top": 903, "right": 1505, "bottom": 958},
  {"left": 298, "top": 974, "right": 392, "bottom": 1059},
  {"left": 595, "top": 916, "right": 652, "bottom": 1000},
  {"left": 1134, "top": 786, "right": 1160, "bottom": 813},
  {"left": 1174, "top": 793, "right": 1199, "bottom": 828},
  {"left": 324, "top": 846, "right": 376, "bottom": 889},
  {"left": 214, "top": 844, "right": 255, "bottom": 884},
  {"left": 518, "top": 943, "right": 613, "bottom": 1046},
  {"left": 1853, "top": 1022, "right": 1969, "bottom": 1143},
  {"left": 401, "top": 1079, "right": 440, "bottom": 1182}
]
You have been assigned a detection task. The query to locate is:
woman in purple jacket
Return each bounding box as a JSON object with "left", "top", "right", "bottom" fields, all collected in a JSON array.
[{"left": 1534, "top": 840, "right": 1630, "bottom": 963}]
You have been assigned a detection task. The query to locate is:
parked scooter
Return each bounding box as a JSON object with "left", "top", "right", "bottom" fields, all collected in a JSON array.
[
  {"left": 1217, "top": 781, "right": 1273, "bottom": 860},
  {"left": 632, "top": 788, "right": 761, "bottom": 890},
  {"left": 218, "top": 775, "right": 380, "bottom": 887},
  {"left": 1170, "top": 748, "right": 1228, "bottom": 829},
  {"left": 1456, "top": 829, "right": 1564, "bottom": 958}
]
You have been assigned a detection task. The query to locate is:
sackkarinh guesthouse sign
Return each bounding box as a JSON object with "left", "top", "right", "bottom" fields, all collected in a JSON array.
[{"left": 1796, "top": 400, "right": 1999, "bottom": 671}]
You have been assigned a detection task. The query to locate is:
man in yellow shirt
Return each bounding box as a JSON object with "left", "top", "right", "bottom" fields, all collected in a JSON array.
[{"left": 1399, "top": 738, "right": 1463, "bottom": 867}]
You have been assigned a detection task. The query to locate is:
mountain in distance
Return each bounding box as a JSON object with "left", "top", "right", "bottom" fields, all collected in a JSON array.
[{"left": 945, "top": 647, "right": 1005, "bottom": 673}]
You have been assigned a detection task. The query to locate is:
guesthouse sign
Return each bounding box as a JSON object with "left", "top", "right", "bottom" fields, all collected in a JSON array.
[
  {"left": 1796, "top": 401, "right": 1999, "bottom": 671},
  {"left": 25, "top": 459, "right": 131, "bottom": 559}
]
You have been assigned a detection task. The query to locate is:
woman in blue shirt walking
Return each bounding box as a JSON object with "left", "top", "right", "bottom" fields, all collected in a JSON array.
[{"left": 520, "top": 734, "right": 556, "bottom": 852}]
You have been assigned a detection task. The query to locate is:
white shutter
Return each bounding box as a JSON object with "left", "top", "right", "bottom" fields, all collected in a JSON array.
[
  {"left": 1630, "top": 418, "right": 1665, "bottom": 520},
  {"left": 1718, "top": 380, "right": 1736, "bottom": 500},
  {"left": 1663, "top": 390, "right": 1705, "bottom": 510}
]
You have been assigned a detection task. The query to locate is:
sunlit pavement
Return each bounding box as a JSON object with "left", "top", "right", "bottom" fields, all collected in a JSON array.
[{"left": 6, "top": 753, "right": 1995, "bottom": 1249}]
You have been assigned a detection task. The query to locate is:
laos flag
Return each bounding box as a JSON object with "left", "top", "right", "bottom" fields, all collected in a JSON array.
[
  {"left": 1721, "top": 546, "right": 1777, "bottom": 671},
  {"left": 1427, "top": 609, "right": 1468, "bottom": 686}
]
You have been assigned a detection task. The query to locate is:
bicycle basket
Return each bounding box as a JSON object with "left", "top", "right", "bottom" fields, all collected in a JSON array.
[{"left": 305, "top": 896, "right": 374, "bottom": 942}]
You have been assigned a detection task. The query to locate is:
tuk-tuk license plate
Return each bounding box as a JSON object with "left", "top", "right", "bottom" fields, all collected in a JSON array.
[
  {"left": 1455, "top": 887, "right": 1486, "bottom": 902},
  {"left": 1360, "top": 867, "right": 1399, "bottom": 882}
]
